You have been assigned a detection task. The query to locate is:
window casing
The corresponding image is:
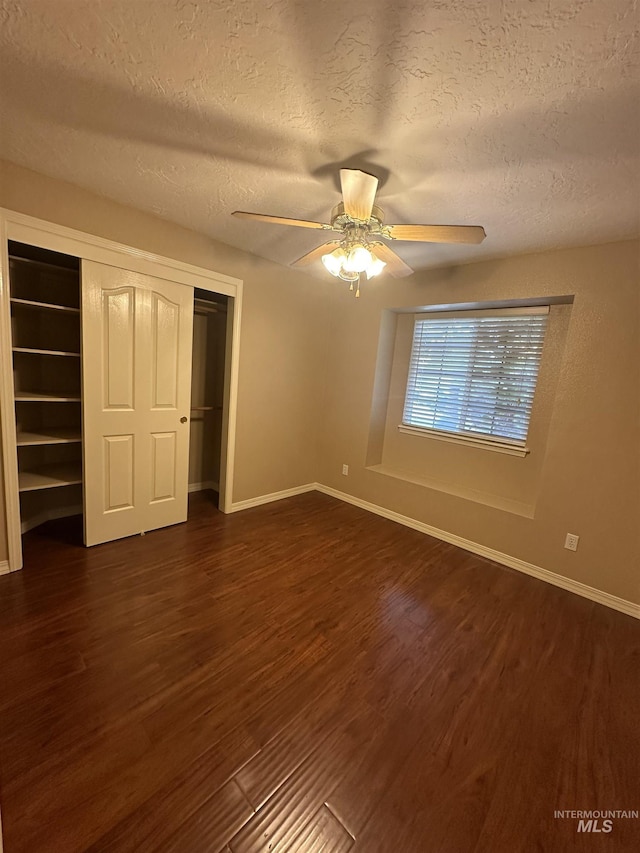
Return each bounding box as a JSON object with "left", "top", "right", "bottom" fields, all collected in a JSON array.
[{"left": 402, "top": 307, "right": 548, "bottom": 451}]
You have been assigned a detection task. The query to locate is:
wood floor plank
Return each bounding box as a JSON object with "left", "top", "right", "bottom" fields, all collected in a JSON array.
[
  {"left": 3, "top": 721, "right": 153, "bottom": 852},
  {"left": 234, "top": 622, "right": 397, "bottom": 811},
  {"left": 288, "top": 805, "right": 354, "bottom": 852},
  {"left": 0, "top": 492, "right": 637, "bottom": 852},
  {"left": 229, "top": 702, "right": 380, "bottom": 853},
  {"left": 236, "top": 697, "right": 341, "bottom": 811},
  {"left": 161, "top": 779, "right": 254, "bottom": 853},
  {"left": 322, "top": 587, "right": 509, "bottom": 842},
  {"left": 0, "top": 656, "right": 168, "bottom": 784},
  {"left": 0, "top": 640, "right": 86, "bottom": 709},
  {"left": 84, "top": 725, "right": 258, "bottom": 853},
  {"left": 238, "top": 673, "right": 355, "bottom": 810}
]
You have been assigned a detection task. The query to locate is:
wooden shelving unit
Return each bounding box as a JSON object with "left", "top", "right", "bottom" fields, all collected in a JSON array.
[{"left": 9, "top": 243, "right": 84, "bottom": 532}]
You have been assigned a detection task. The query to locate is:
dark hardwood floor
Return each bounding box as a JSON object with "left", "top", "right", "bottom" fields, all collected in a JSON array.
[{"left": 0, "top": 491, "right": 638, "bottom": 852}]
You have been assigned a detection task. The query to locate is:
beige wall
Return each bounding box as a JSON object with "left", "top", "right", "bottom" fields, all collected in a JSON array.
[
  {"left": 0, "top": 159, "right": 328, "bottom": 561},
  {"left": 318, "top": 241, "right": 640, "bottom": 605}
]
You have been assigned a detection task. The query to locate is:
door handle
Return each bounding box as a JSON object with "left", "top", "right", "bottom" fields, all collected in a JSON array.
[{"left": 180, "top": 416, "right": 188, "bottom": 424}]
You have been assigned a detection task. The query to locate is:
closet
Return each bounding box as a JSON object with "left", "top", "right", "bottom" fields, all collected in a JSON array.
[
  {"left": 188, "top": 290, "right": 228, "bottom": 500},
  {"left": 8, "top": 241, "right": 84, "bottom": 534},
  {"left": 1, "top": 219, "right": 240, "bottom": 571}
]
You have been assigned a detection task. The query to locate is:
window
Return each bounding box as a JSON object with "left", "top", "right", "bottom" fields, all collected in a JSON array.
[{"left": 402, "top": 307, "right": 548, "bottom": 449}]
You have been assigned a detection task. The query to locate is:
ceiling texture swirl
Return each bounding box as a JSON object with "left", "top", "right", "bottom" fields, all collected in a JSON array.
[{"left": 0, "top": 0, "right": 638, "bottom": 274}]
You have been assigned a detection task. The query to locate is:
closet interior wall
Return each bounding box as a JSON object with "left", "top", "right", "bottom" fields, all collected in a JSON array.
[{"left": 188, "top": 290, "right": 228, "bottom": 500}]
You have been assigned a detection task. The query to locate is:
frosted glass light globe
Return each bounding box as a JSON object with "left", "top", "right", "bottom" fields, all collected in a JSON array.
[
  {"left": 366, "top": 256, "right": 386, "bottom": 279},
  {"left": 344, "top": 245, "right": 373, "bottom": 273},
  {"left": 321, "top": 248, "right": 345, "bottom": 277}
]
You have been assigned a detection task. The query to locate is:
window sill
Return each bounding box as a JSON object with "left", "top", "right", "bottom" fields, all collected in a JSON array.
[
  {"left": 397, "top": 424, "right": 529, "bottom": 457},
  {"left": 366, "top": 463, "right": 536, "bottom": 517}
]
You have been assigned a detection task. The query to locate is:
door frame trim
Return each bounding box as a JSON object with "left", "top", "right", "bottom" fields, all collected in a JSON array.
[{"left": 0, "top": 208, "right": 243, "bottom": 571}]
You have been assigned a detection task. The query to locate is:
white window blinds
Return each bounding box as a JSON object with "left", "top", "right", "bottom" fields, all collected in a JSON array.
[{"left": 403, "top": 308, "right": 548, "bottom": 445}]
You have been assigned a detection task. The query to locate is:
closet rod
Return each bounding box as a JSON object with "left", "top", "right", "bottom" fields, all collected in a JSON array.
[{"left": 194, "top": 299, "right": 226, "bottom": 315}]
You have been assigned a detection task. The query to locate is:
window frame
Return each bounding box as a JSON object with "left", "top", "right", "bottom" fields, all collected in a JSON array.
[{"left": 399, "top": 306, "right": 549, "bottom": 457}]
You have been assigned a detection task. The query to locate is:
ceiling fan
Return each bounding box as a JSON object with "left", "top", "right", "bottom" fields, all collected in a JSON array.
[{"left": 232, "top": 169, "right": 486, "bottom": 294}]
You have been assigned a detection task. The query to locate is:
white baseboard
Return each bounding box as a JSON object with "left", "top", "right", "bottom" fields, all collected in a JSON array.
[
  {"left": 0, "top": 560, "right": 10, "bottom": 576},
  {"left": 229, "top": 483, "right": 316, "bottom": 513},
  {"left": 188, "top": 480, "right": 219, "bottom": 494},
  {"left": 315, "top": 484, "right": 640, "bottom": 620}
]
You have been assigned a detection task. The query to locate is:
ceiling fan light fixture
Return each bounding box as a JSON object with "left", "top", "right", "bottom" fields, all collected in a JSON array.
[
  {"left": 344, "top": 244, "right": 373, "bottom": 273},
  {"left": 365, "top": 255, "right": 386, "bottom": 279},
  {"left": 321, "top": 247, "right": 346, "bottom": 277},
  {"left": 322, "top": 241, "right": 386, "bottom": 283}
]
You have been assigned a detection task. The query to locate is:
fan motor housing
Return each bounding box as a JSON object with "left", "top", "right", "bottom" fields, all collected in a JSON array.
[{"left": 331, "top": 202, "right": 385, "bottom": 231}]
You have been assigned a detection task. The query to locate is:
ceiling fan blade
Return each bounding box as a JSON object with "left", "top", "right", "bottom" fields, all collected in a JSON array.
[
  {"left": 371, "top": 242, "right": 414, "bottom": 278},
  {"left": 292, "top": 241, "right": 341, "bottom": 267},
  {"left": 386, "top": 224, "right": 486, "bottom": 244},
  {"left": 232, "top": 211, "right": 331, "bottom": 230},
  {"left": 340, "top": 169, "right": 379, "bottom": 221}
]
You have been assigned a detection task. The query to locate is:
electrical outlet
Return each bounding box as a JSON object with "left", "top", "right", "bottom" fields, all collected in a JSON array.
[
  {"left": 564, "top": 533, "right": 579, "bottom": 552},
  {"left": 342, "top": 464, "right": 349, "bottom": 476}
]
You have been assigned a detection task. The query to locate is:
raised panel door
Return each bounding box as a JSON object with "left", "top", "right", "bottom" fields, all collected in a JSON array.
[{"left": 82, "top": 261, "right": 193, "bottom": 546}]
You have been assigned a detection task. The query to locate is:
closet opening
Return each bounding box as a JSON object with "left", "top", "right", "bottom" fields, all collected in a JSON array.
[
  {"left": 188, "top": 288, "right": 229, "bottom": 514},
  {"left": 1, "top": 212, "right": 242, "bottom": 570}
]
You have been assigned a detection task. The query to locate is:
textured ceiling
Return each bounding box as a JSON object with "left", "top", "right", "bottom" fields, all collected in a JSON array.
[{"left": 0, "top": 0, "right": 638, "bottom": 275}]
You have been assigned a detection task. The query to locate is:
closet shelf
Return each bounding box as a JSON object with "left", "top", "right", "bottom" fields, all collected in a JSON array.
[
  {"left": 15, "top": 391, "right": 82, "bottom": 402},
  {"left": 17, "top": 429, "right": 82, "bottom": 446},
  {"left": 190, "top": 406, "right": 216, "bottom": 412},
  {"left": 9, "top": 255, "right": 78, "bottom": 275},
  {"left": 10, "top": 297, "right": 80, "bottom": 314},
  {"left": 18, "top": 464, "right": 83, "bottom": 493},
  {"left": 13, "top": 347, "right": 81, "bottom": 357}
]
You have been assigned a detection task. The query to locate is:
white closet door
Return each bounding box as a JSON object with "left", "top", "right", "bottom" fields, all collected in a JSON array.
[{"left": 82, "top": 261, "right": 194, "bottom": 546}]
